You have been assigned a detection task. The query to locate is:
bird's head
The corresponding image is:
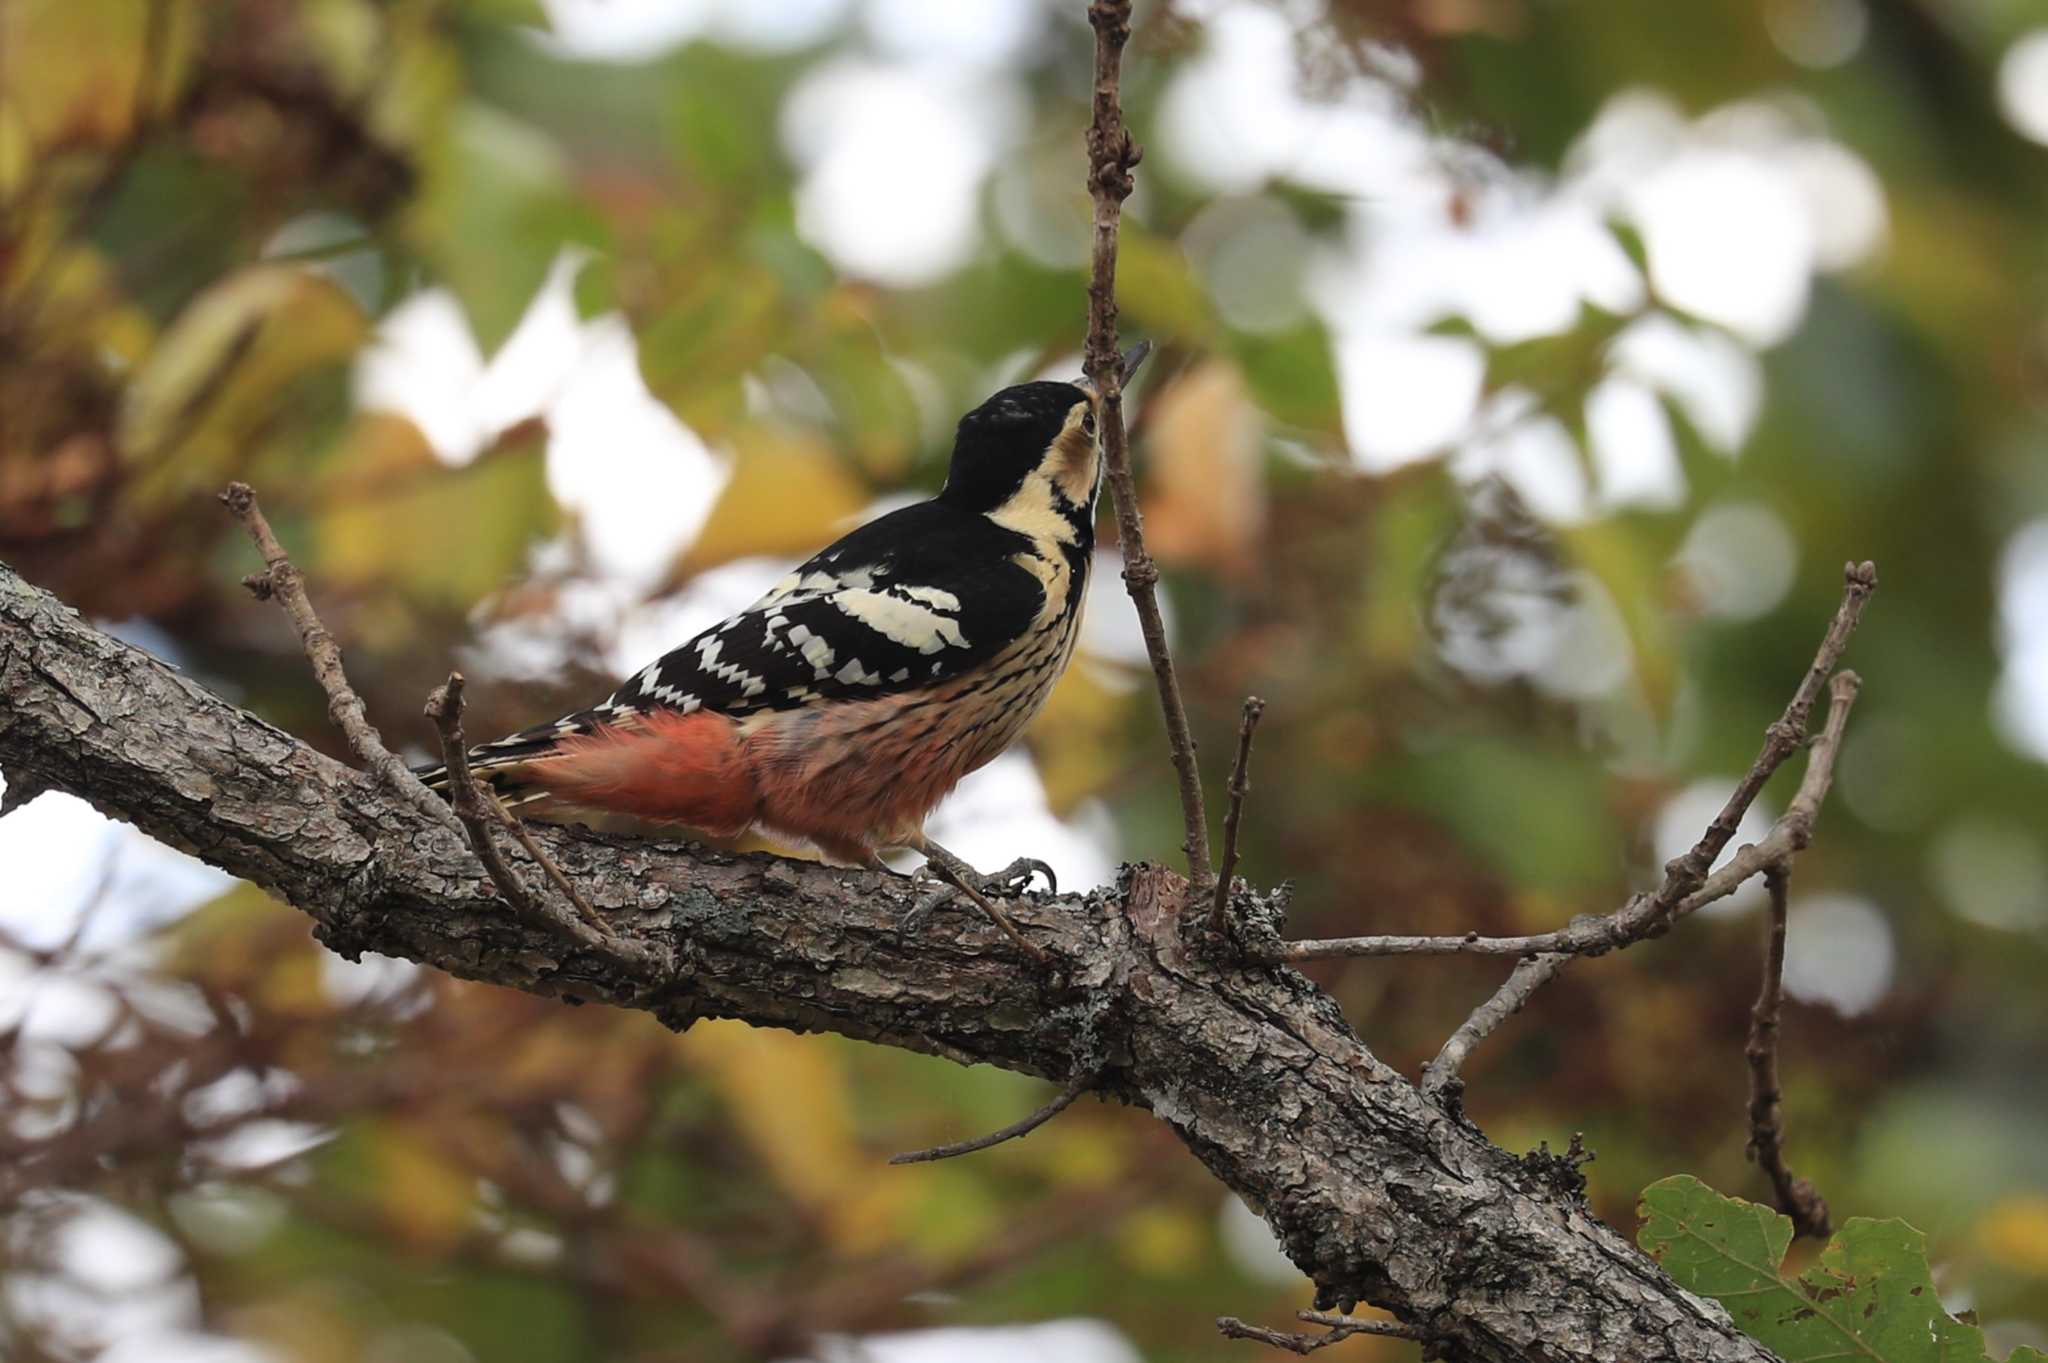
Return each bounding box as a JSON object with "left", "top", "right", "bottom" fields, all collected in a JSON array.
[{"left": 939, "top": 343, "right": 1151, "bottom": 541}]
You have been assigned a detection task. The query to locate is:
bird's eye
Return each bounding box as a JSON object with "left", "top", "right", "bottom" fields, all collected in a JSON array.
[{"left": 1081, "top": 410, "right": 1097, "bottom": 437}]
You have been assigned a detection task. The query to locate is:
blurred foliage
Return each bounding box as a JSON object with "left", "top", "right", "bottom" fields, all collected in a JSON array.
[{"left": 3, "top": 0, "right": 2048, "bottom": 1360}]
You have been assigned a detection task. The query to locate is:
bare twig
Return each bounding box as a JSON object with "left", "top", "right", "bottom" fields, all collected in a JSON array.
[
  {"left": 1659, "top": 562, "right": 1876, "bottom": 901},
  {"left": 1084, "top": 0, "right": 1211, "bottom": 887},
  {"left": 485, "top": 788, "right": 611, "bottom": 939},
  {"left": 219, "top": 482, "right": 458, "bottom": 833},
  {"left": 1217, "top": 1317, "right": 1353, "bottom": 1354},
  {"left": 888, "top": 1067, "right": 1099, "bottom": 1165},
  {"left": 1284, "top": 563, "right": 1878, "bottom": 963},
  {"left": 1354, "top": 569, "right": 1872, "bottom": 1097},
  {"left": 1744, "top": 868, "right": 1832, "bottom": 1238},
  {"left": 426, "top": 674, "right": 620, "bottom": 956},
  {"left": 1219, "top": 1309, "right": 1421, "bottom": 1353},
  {"left": 1297, "top": 1311, "right": 1426, "bottom": 1340},
  {"left": 1422, "top": 953, "right": 1567, "bottom": 1096},
  {"left": 1412, "top": 668, "right": 1861, "bottom": 1090},
  {"left": 1210, "top": 696, "right": 1266, "bottom": 933}
]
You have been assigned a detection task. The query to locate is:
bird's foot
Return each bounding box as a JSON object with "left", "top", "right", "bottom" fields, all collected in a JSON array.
[
  {"left": 983, "top": 856, "right": 1057, "bottom": 898},
  {"left": 902, "top": 842, "right": 1052, "bottom": 964}
]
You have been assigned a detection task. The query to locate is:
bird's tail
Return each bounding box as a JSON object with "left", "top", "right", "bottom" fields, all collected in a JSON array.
[
  {"left": 413, "top": 705, "right": 758, "bottom": 834},
  {"left": 413, "top": 713, "right": 599, "bottom": 809}
]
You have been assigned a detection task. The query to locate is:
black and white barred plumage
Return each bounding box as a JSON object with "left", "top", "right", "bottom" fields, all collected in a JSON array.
[{"left": 437, "top": 379, "right": 1103, "bottom": 781}]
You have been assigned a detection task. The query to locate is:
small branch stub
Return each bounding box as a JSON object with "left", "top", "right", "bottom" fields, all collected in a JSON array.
[{"left": 1210, "top": 696, "right": 1266, "bottom": 935}]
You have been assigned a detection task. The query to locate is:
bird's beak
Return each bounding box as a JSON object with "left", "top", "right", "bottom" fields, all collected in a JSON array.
[
  {"left": 1120, "top": 339, "right": 1152, "bottom": 383},
  {"left": 1079, "top": 340, "right": 1153, "bottom": 396}
]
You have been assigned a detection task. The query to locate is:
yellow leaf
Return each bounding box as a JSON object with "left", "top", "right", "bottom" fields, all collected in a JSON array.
[
  {"left": 256, "top": 949, "right": 331, "bottom": 1020},
  {"left": 369, "top": 1122, "right": 477, "bottom": 1252},
  {"left": 118, "top": 265, "right": 368, "bottom": 497},
  {"left": 1977, "top": 1196, "right": 2048, "bottom": 1277},
  {"left": 0, "top": 101, "right": 29, "bottom": 199},
  {"left": 1117, "top": 1206, "right": 1207, "bottom": 1276},
  {"left": 315, "top": 415, "right": 556, "bottom": 618},
  {"left": 1, "top": 0, "right": 198, "bottom": 151},
  {"left": 1031, "top": 664, "right": 1138, "bottom": 813},
  {"left": 665, "top": 426, "right": 868, "bottom": 582},
  {"left": 676, "top": 1021, "right": 907, "bottom": 1252},
  {"left": 1143, "top": 359, "right": 1266, "bottom": 574}
]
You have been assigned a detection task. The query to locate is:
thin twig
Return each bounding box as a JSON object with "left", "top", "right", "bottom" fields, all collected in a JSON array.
[
  {"left": 889, "top": 1067, "right": 1099, "bottom": 1165},
  {"left": 1218, "top": 1309, "right": 1419, "bottom": 1354},
  {"left": 1415, "top": 670, "right": 1863, "bottom": 1091},
  {"left": 1659, "top": 562, "right": 1875, "bottom": 901},
  {"left": 1421, "top": 952, "right": 1567, "bottom": 1096},
  {"left": 426, "top": 677, "right": 554, "bottom": 924},
  {"left": 1297, "top": 1311, "right": 1426, "bottom": 1340},
  {"left": 1084, "top": 0, "right": 1212, "bottom": 887},
  {"left": 1384, "top": 569, "right": 1870, "bottom": 1097},
  {"left": 1210, "top": 696, "right": 1266, "bottom": 934},
  {"left": 219, "top": 482, "right": 459, "bottom": 834},
  {"left": 426, "top": 674, "right": 618, "bottom": 955},
  {"left": 485, "top": 789, "right": 612, "bottom": 940},
  {"left": 1284, "top": 563, "right": 1877, "bottom": 963},
  {"left": 1216, "top": 1318, "right": 1351, "bottom": 1354},
  {"left": 1744, "top": 865, "right": 1831, "bottom": 1238}
]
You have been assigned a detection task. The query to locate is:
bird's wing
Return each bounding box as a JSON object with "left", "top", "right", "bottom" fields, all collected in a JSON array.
[
  {"left": 424, "top": 505, "right": 1053, "bottom": 783},
  {"left": 601, "top": 504, "right": 1045, "bottom": 720}
]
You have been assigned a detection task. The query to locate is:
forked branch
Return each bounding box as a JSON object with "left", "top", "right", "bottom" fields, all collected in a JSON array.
[{"left": 1283, "top": 563, "right": 1877, "bottom": 965}]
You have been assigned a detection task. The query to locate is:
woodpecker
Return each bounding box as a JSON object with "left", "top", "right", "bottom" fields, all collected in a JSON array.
[{"left": 418, "top": 343, "right": 1152, "bottom": 957}]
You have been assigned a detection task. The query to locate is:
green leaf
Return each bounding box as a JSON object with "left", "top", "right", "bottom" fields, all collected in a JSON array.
[
  {"left": 1639, "top": 1176, "right": 2013, "bottom": 1363},
  {"left": 409, "top": 102, "right": 605, "bottom": 353}
]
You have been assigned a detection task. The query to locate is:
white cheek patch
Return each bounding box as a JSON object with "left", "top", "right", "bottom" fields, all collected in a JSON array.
[
  {"left": 830, "top": 588, "right": 969, "bottom": 654},
  {"left": 989, "top": 469, "right": 1085, "bottom": 547}
]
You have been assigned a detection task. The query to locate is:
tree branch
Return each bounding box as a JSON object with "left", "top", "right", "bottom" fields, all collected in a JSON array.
[
  {"left": 1083, "top": 0, "right": 1211, "bottom": 887},
  {"left": 0, "top": 558, "right": 1782, "bottom": 1363}
]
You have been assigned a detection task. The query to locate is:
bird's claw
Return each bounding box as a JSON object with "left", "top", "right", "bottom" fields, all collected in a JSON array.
[
  {"left": 902, "top": 866, "right": 954, "bottom": 936},
  {"left": 900, "top": 855, "right": 1052, "bottom": 936},
  {"left": 986, "top": 856, "right": 1057, "bottom": 898}
]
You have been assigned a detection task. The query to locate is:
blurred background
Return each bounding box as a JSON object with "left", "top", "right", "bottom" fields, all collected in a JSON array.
[{"left": 4, "top": 0, "right": 2048, "bottom": 1359}]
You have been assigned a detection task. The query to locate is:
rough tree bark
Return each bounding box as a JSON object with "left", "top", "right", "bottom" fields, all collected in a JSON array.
[{"left": 0, "top": 560, "right": 1775, "bottom": 1363}]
